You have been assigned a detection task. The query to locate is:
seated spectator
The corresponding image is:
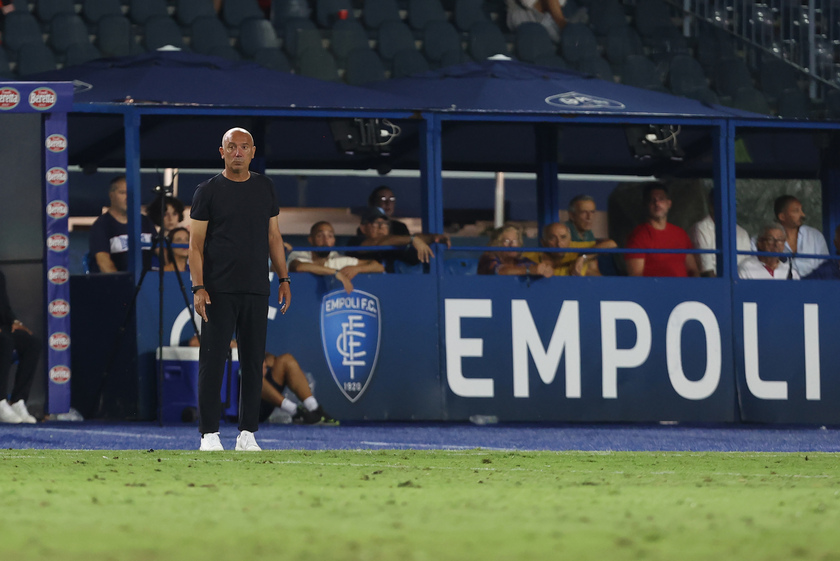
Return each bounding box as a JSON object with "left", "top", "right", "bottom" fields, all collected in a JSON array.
[
  {"left": 625, "top": 183, "right": 699, "bottom": 277},
  {"left": 287, "top": 221, "right": 384, "bottom": 293},
  {"left": 162, "top": 227, "right": 190, "bottom": 273},
  {"left": 505, "top": 0, "right": 585, "bottom": 43},
  {"left": 478, "top": 225, "right": 553, "bottom": 276},
  {"left": 88, "top": 175, "right": 155, "bottom": 273},
  {"left": 526, "top": 222, "right": 595, "bottom": 276},
  {"left": 260, "top": 352, "right": 337, "bottom": 425},
  {"left": 689, "top": 190, "right": 752, "bottom": 276},
  {"left": 766, "top": 195, "right": 828, "bottom": 278},
  {"left": 805, "top": 224, "right": 840, "bottom": 280},
  {"left": 739, "top": 223, "right": 799, "bottom": 279},
  {"left": 146, "top": 195, "right": 185, "bottom": 236},
  {"left": 346, "top": 207, "right": 448, "bottom": 273},
  {"left": 366, "top": 186, "right": 410, "bottom": 236}
]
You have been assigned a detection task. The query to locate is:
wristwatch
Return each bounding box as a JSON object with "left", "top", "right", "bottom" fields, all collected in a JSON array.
[{"left": 191, "top": 285, "right": 205, "bottom": 294}]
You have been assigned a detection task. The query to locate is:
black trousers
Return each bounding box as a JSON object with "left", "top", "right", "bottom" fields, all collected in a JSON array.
[
  {"left": 0, "top": 328, "right": 41, "bottom": 403},
  {"left": 198, "top": 292, "right": 268, "bottom": 435}
]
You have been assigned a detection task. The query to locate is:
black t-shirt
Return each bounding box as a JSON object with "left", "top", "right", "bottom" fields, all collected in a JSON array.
[
  {"left": 346, "top": 233, "right": 420, "bottom": 273},
  {"left": 190, "top": 172, "right": 279, "bottom": 295},
  {"left": 88, "top": 212, "right": 155, "bottom": 273}
]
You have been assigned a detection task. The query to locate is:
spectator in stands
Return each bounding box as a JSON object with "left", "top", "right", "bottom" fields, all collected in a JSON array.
[
  {"left": 805, "top": 224, "right": 840, "bottom": 280},
  {"left": 625, "top": 183, "right": 699, "bottom": 277},
  {"left": 88, "top": 176, "right": 155, "bottom": 273},
  {"left": 0, "top": 270, "right": 40, "bottom": 424},
  {"left": 739, "top": 223, "right": 799, "bottom": 279},
  {"left": 770, "top": 195, "right": 828, "bottom": 278},
  {"left": 147, "top": 195, "right": 185, "bottom": 235},
  {"left": 287, "top": 221, "right": 384, "bottom": 293},
  {"left": 260, "top": 352, "right": 337, "bottom": 425},
  {"left": 478, "top": 224, "right": 553, "bottom": 276},
  {"left": 0, "top": 1, "right": 14, "bottom": 16},
  {"left": 346, "top": 207, "right": 448, "bottom": 273},
  {"left": 565, "top": 194, "right": 617, "bottom": 275},
  {"left": 367, "top": 186, "right": 410, "bottom": 237},
  {"left": 526, "top": 222, "right": 592, "bottom": 276},
  {"left": 162, "top": 227, "right": 190, "bottom": 273},
  {"left": 505, "top": 0, "right": 585, "bottom": 43},
  {"left": 689, "top": 190, "right": 752, "bottom": 276}
]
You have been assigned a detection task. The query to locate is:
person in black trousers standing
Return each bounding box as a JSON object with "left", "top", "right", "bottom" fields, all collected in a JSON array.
[
  {"left": 189, "top": 127, "right": 291, "bottom": 451},
  {"left": 0, "top": 270, "right": 40, "bottom": 424}
]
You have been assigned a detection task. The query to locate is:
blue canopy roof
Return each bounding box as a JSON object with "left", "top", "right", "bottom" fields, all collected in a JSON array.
[{"left": 370, "top": 59, "right": 767, "bottom": 119}]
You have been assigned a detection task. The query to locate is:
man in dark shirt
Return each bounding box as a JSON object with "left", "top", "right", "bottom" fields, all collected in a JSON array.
[
  {"left": 805, "top": 224, "right": 840, "bottom": 280},
  {"left": 189, "top": 127, "right": 291, "bottom": 452},
  {"left": 367, "top": 186, "right": 410, "bottom": 236},
  {"left": 0, "top": 271, "right": 40, "bottom": 424},
  {"left": 88, "top": 175, "right": 155, "bottom": 273}
]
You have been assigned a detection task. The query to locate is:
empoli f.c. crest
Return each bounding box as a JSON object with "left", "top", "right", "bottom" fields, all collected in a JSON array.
[{"left": 320, "top": 289, "right": 381, "bottom": 402}]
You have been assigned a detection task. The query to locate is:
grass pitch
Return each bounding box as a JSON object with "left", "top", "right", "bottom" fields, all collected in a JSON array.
[{"left": 1, "top": 449, "right": 839, "bottom": 561}]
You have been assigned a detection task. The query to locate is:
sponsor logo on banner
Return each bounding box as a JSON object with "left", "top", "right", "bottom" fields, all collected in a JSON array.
[
  {"left": 29, "top": 87, "right": 57, "bottom": 110},
  {"left": 545, "top": 92, "right": 626, "bottom": 110},
  {"left": 320, "top": 289, "right": 381, "bottom": 402},
  {"left": 49, "top": 299, "right": 70, "bottom": 318},
  {"left": 46, "top": 134, "right": 68, "bottom": 152},
  {"left": 0, "top": 87, "right": 20, "bottom": 110},
  {"left": 48, "top": 266, "right": 70, "bottom": 284},
  {"left": 46, "top": 167, "right": 68, "bottom": 186},
  {"left": 49, "top": 332, "right": 70, "bottom": 351},
  {"left": 47, "top": 233, "right": 69, "bottom": 252},
  {"left": 47, "top": 200, "right": 69, "bottom": 219},
  {"left": 49, "top": 366, "right": 71, "bottom": 384}
]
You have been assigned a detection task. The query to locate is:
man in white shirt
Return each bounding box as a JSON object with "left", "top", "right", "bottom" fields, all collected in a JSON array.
[
  {"left": 739, "top": 224, "right": 799, "bottom": 280},
  {"left": 689, "top": 190, "right": 752, "bottom": 276},
  {"left": 771, "top": 195, "right": 828, "bottom": 277},
  {"left": 506, "top": 0, "right": 575, "bottom": 43},
  {"left": 287, "top": 221, "right": 384, "bottom": 293}
]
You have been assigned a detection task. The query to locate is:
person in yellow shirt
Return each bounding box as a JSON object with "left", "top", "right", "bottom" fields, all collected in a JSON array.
[{"left": 525, "top": 222, "right": 599, "bottom": 276}]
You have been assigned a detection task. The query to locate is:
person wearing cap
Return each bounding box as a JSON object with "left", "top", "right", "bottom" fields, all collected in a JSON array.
[
  {"left": 365, "top": 186, "right": 410, "bottom": 237},
  {"left": 346, "top": 207, "right": 449, "bottom": 273}
]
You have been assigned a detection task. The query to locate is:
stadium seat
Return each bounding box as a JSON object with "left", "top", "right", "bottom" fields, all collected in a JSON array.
[
  {"left": 239, "top": 17, "right": 281, "bottom": 58},
  {"left": 533, "top": 53, "right": 568, "bottom": 69},
  {"left": 97, "top": 15, "right": 139, "bottom": 57},
  {"left": 221, "top": 0, "right": 265, "bottom": 29},
  {"left": 272, "top": 0, "right": 312, "bottom": 29},
  {"left": 36, "top": 0, "right": 76, "bottom": 24},
  {"left": 559, "top": 22, "right": 598, "bottom": 65},
  {"left": 297, "top": 48, "right": 340, "bottom": 81},
  {"left": 634, "top": 0, "right": 672, "bottom": 38},
  {"left": 175, "top": 0, "right": 216, "bottom": 27},
  {"left": 440, "top": 48, "right": 471, "bottom": 68},
  {"left": 468, "top": 20, "right": 509, "bottom": 60},
  {"left": 283, "top": 18, "right": 323, "bottom": 59},
  {"left": 407, "top": 0, "right": 447, "bottom": 32},
  {"left": 683, "top": 86, "right": 720, "bottom": 105},
  {"left": 453, "top": 0, "right": 488, "bottom": 32},
  {"left": 515, "top": 22, "right": 556, "bottom": 63},
  {"left": 695, "top": 25, "right": 737, "bottom": 72},
  {"left": 207, "top": 44, "right": 241, "bottom": 60},
  {"left": 16, "top": 43, "right": 57, "bottom": 75},
  {"left": 730, "top": 86, "right": 772, "bottom": 114},
  {"left": 65, "top": 42, "right": 103, "bottom": 66},
  {"left": 143, "top": 15, "right": 187, "bottom": 51},
  {"left": 619, "top": 54, "right": 662, "bottom": 91},
  {"left": 331, "top": 19, "right": 370, "bottom": 66},
  {"left": 423, "top": 20, "right": 462, "bottom": 67},
  {"left": 253, "top": 48, "right": 293, "bottom": 72},
  {"left": 316, "top": 0, "right": 355, "bottom": 28},
  {"left": 759, "top": 57, "right": 800, "bottom": 103},
  {"left": 644, "top": 26, "right": 690, "bottom": 64},
  {"left": 714, "top": 56, "right": 754, "bottom": 98},
  {"left": 604, "top": 26, "right": 644, "bottom": 68},
  {"left": 776, "top": 87, "right": 810, "bottom": 119},
  {"left": 2, "top": 12, "right": 45, "bottom": 55},
  {"left": 378, "top": 20, "right": 416, "bottom": 61},
  {"left": 50, "top": 14, "right": 93, "bottom": 54},
  {"left": 129, "top": 0, "right": 169, "bottom": 25},
  {"left": 190, "top": 16, "right": 232, "bottom": 55},
  {"left": 667, "top": 54, "right": 707, "bottom": 97},
  {"left": 825, "top": 88, "right": 840, "bottom": 119},
  {"left": 589, "top": 0, "right": 627, "bottom": 37},
  {"left": 0, "top": 49, "right": 13, "bottom": 78},
  {"left": 392, "top": 47, "right": 430, "bottom": 77},
  {"left": 344, "top": 48, "right": 387, "bottom": 84},
  {"left": 362, "top": 0, "right": 401, "bottom": 31},
  {"left": 81, "top": 0, "right": 124, "bottom": 25},
  {"left": 576, "top": 54, "right": 613, "bottom": 81}
]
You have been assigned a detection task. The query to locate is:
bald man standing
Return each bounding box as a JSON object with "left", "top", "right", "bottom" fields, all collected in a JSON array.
[{"left": 189, "top": 128, "right": 291, "bottom": 452}]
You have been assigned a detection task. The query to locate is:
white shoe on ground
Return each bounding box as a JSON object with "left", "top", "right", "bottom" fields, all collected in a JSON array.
[
  {"left": 11, "top": 400, "right": 37, "bottom": 424},
  {"left": 0, "top": 399, "right": 23, "bottom": 424},
  {"left": 199, "top": 432, "right": 224, "bottom": 451},
  {"left": 235, "top": 430, "right": 261, "bottom": 451}
]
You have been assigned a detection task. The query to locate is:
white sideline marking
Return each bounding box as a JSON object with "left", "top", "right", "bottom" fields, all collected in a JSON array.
[{"left": 35, "top": 427, "right": 182, "bottom": 440}]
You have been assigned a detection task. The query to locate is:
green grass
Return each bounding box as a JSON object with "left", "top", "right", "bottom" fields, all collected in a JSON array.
[{"left": 2, "top": 449, "right": 839, "bottom": 561}]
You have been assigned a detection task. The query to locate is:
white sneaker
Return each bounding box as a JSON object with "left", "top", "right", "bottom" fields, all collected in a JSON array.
[
  {"left": 0, "top": 399, "right": 23, "bottom": 424},
  {"left": 199, "top": 432, "right": 224, "bottom": 451},
  {"left": 235, "top": 430, "right": 261, "bottom": 451},
  {"left": 11, "top": 400, "right": 37, "bottom": 424}
]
